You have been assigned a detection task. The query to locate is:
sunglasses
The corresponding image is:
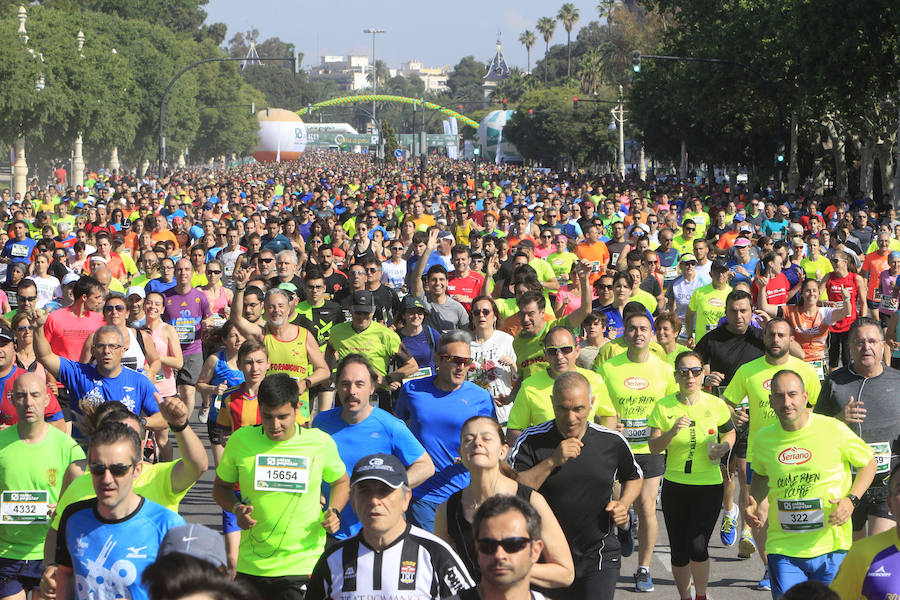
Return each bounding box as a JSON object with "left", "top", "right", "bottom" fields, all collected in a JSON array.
[
  {"left": 476, "top": 537, "right": 532, "bottom": 554},
  {"left": 366, "top": 267, "right": 379, "bottom": 273},
  {"left": 18, "top": 296, "right": 37, "bottom": 303},
  {"left": 104, "top": 305, "right": 127, "bottom": 312},
  {"left": 392, "top": 247, "right": 404, "bottom": 251},
  {"left": 440, "top": 354, "right": 473, "bottom": 366},
  {"left": 472, "top": 308, "right": 492, "bottom": 316},
  {"left": 596, "top": 284, "right": 613, "bottom": 290},
  {"left": 207, "top": 270, "right": 222, "bottom": 275},
  {"left": 677, "top": 366, "right": 704, "bottom": 377},
  {"left": 545, "top": 345, "right": 575, "bottom": 356},
  {"left": 89, "top": 462, "right": 136, "bottom": 477},
  {"left": 259, "top": 258, "right": 274, "bottom": 263},
  {"left": 16, "top": 325, "right": 29, "bottom": 332}
]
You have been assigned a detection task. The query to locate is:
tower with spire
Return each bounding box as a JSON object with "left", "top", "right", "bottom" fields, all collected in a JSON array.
[{"left": 482, "top": 32, "right": 510, "bottom": 104}]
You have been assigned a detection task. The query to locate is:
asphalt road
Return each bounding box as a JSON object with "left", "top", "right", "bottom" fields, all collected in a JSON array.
[{"left": 179, "top": 421, "right": 773, "bottom": 600}]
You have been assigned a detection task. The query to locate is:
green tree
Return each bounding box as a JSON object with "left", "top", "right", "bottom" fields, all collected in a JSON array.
[
  {"left": 557, "top": 3, "right": 580, "bottom": 78},
  {"left": 446, "top": 56, "right": 485, "bottom": 103},
  {"left": 519, "top": 30, "right": 536, "bottom": 73},
  {"left": 381, "top": 120, "right": 399, "bottom": 164},
  {"left": 597, "top": 0, "right": 617, "bottom": 31},
  {"left": 577, "top": 49, "right": 603, "bottom": 95},
  {"left": 536, "top": 17, "right": 556, "bottom": 81}
]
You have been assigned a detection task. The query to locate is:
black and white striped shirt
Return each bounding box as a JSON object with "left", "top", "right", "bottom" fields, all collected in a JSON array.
[{"left": 306, "top": 524, "right": 474, "bottom": 600}]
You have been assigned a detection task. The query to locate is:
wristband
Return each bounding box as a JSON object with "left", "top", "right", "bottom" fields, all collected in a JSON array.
[{"left": 169, "top": 420, "right": 189, "bottom": 433}]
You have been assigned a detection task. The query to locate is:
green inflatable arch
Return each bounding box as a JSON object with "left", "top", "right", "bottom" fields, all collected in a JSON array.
[{"left": 297, "top": 95, "right": 479, "bottom": 129}]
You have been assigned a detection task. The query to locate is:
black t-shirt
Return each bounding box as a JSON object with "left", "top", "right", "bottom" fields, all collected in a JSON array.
[
  {"left": 291, "top": 299, "right": 343, "bottom": 347},
  {"left": 323, "top": 270, "right": 349, "bottom": 302},
  {"left": 694, "top": 325, "right": 765, "bottom": 387},
  {"left": 510, "top": 422, "right": 642, "bottom": 576}
]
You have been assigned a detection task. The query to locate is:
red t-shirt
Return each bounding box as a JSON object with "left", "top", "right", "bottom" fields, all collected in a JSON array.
[
  {"left": 752, "top": 272, "right": 791, "bottom": 306},
  {"left": 44, "top": 307, "right": 105, "bottom": 361},
  {"left": 0, "top": 366, "right": 63, "bottom": 426},
  {"left": 447, "top": 270, "right": 485, "bottom": 313}
]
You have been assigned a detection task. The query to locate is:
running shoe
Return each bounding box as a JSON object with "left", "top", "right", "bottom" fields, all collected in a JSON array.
[
  {"left": 634, "top": 567, "right": 654, "bottom": 592},
  {"left": 738, "top": 530, "right": 756, "bottom": 559},
  {"left": 758, "top": 568, "right": 771, "bottom": 591},
  {"left": 198, "top": 404, "right": 210, "bottom": 424},
  {"left": 720, "top": 507, "right": 738, "bottom": 546}
]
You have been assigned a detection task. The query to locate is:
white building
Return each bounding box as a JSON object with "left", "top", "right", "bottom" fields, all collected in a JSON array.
[
  {"left": 398, "top": 60, "right": 449, "bottom": 92},
  {"left": 308, "top": 55, "right": 373, "bottom": 91}
]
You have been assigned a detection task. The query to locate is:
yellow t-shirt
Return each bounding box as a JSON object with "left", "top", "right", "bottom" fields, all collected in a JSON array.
[
  {"left": 591, "top": 338, "right": 667, "bottom": 367},
  {"left": 328, "top": 321, "right": 401, "bottom": 377},
  {"left": 801, "top": 255, "right": 833, "bottom": 280},
  {"left": 830, "top": 527, "right": 900, "bottom": 599},
  {"left": 216, "top": 424, "right": 346, "bottom": 576},
  {"left": 508, "top": 367, "right": 615, "bottom": 431},
  {"left": 753, "top": 414, "right": 873, "bottom": 559},
  {"left": 265, "top": 327, "right": 312, "bottom": 423},
  {"left": 723, "top": 355, "right": 821, "bottom": 464},
  {"left": 688, "top": 283, "right": 732, "bottom": 342},
  {"left": 648, "top": 392, "right": 732, "bottom": 485},
  {"left": 597, "top": 352, "right": 678, "bottom": 454}
]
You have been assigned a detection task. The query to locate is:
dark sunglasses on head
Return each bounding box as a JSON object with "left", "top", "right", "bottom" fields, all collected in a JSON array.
[
  {"left": 677, "top": 366, "right": 704, "bottom": 377},
  {"left": 476, "top": 537, "right": 532, "bottom": 554},
  {"left": 545, "top": 345, "right": 575, "bottom": 356},
  {"left": 440, "top": 354, "right": 473, "bottom": 366},
  {"left": 89, "top": 462, "right": 135, "bottom": 477}
]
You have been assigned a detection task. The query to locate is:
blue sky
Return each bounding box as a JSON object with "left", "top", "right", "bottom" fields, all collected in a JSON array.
[{"left": 205, "top": 0, "right": 604, "bottom": 72}]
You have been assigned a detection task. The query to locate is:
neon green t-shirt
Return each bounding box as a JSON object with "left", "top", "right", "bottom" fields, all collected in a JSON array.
[
  {"left": 632, "top": 288, "right": 658, "bottom": 314},
  {"left": 512, "top": 316, "right": 570, "bottom": 381},
  {"left": 216, "top": 424, "right": 346, "bottom": 576},
  {"left": 683, "top": 211, "right": 709, "bottom": 237},
  {"left": 648, "top": 392, "right": 731, "bottom": 485},
  {"left": 688, "top": 284, "right": 732, "bottom": 341},
  {"left": 508, "top": 367, "right": 615, "bottom": 431},
  {"left": 51, "top": 459, "right": 188, "bottom": 530},
  {"left": 723, "top": 355, "right": 821, "bottom": 463},
  {"left": 753, "top": 414, "right": 872, "bottom": 559},
  {"left": 592, "top": 338, "right": 667, "bottom": 367},
  {"left": 546, "top": 251, "right": 578, "bottom": 279},
  {"left": 672, "top": 235, "right": 696, "bottom": 257},
  {"left": 0, "top": 426, "right": 84, "bottom": 559},
  {"left": 597, "top": 352, "right": 678, "bottom": 454},
  {"left": 665, "top": 343, "right": 692, "bottom": 366},
  {"left": 529, "top": 258, "right": 557, "bottom": 284},
  {"left": 328, "top": 321, "right": 400, "bottom": 377},
  {"left": 801, "top": 255, "right": 833, "bottom": 280}
]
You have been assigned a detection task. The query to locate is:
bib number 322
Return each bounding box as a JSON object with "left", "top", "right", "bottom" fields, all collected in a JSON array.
[{"left": 777, "top": 498, "right": 824, "bottom": 532}]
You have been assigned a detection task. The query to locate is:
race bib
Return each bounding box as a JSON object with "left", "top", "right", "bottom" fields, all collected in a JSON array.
[
  {"left": 254, "top": 454, "right": 310, "bottom": 493},
  {"left": 224, "top": 264, "right": 235, "bottom": 277},
  {"left": 621, "top": 418, "right": 650, "bottom": 443},
  {"left": 209, "top": 314, "right": 227, "bottom": 329},
  {"left": 706, "top": 321, "right": 717, "bottom": 332},
  {"left": 777, "top": 498, "right": 824, "bottom": 531},
  {"left": 403, "top": 366, "right": 433, "bottom": 383},
  {"left": 590, "top": 260, "right": 603, "bottom": 274},
  {"left": 882, "top": 296, "right": 899, "bottom": 312},
  {"left": 811, "top": 360, "right": 825, "bottom": 381},
  {"left": 1, "top": 490, "right": 49, "bottom": 524},
  {"left": 664, "top": 264, "right": 678, "bottom": 279},
  {"left": 870, "top": 441, "right": 891, "bottom": 474},
  {"left": 174, "top": 318, "right": 196, "bottom": 344},
  {"left": 10, "top": 244, "right": 28, "bottom": 258}
]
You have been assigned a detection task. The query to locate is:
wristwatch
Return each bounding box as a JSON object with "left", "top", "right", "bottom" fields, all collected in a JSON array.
[{"left": 847, "top": 494, "right": 861, "bottom": 508}]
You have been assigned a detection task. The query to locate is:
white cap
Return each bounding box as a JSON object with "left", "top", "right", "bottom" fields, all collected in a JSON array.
[
  {"left": 126, "top": 286, "right": 145, "bottom": 298},
  {"left": 61, "top": 273, "right": 80, "bottom": 285}
]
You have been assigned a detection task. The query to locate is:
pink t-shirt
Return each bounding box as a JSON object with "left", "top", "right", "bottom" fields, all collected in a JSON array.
[{"left": 44, "top": 307, "right": 105, "bottom": 361}]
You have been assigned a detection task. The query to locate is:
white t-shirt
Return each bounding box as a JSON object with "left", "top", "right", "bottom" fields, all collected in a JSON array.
[
  {"left": 468, "top": 330, "right": 516, "bottom": 424},
  {"left": 666, "top": 275, "right": 706, "bottom": 320},
  {"left": 381, "top": 259, "right": 407, "bottom": 289},
  {"left": 27, "top": 274, "right": 61, "bottom": 309},
  {"left": 218, "top": 248, "right": 244, "bottom": 288}
]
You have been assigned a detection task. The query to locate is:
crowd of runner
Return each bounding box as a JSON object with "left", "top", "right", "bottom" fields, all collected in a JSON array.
[{"left": 1, "top": 151, "right": 898, "bottom": 600}]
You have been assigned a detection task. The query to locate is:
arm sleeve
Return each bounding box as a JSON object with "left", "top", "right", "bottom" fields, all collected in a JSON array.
[
  {"left": 138, "top": 376, "right": 160, "bottom": 416},
  {"left": 321, "top": 435, "right": 347, "bottom": 484},
  {"left": 395, "top": 384, "right": 411, "bottom": 422},
  {"left": 722, "top": 369, "right": 745, "bottom": 406},
  {"left": 506, "top": 388, "right": 531, "bottom": 430},
  {"left": 509, "top": 435, "right": 537, "bottom": 472},
  {"left": 647, "top": 401, "right": 667, "bottom": 431},
  {"left": 388, "top": 416, "right": 428, "bottom": 466},
  {"left": 55, "top": 505, "right": 78, "bottom": 567},
  {"left": 215, "top": 438, "right": 239, "bottom": 484},
  {"left": 829, "top": 544, "right": 867, "bottom": 600}
]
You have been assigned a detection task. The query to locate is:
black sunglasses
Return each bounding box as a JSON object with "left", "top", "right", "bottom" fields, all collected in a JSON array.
[
  {"left": 259, "top": 258, "right": 274, "bottom": 263},
  {"left": 89, "top": 462, "right": 136, "bottom": 477},
  {"left": 677, "top": 366, "right": 704, "bottom": 377},
  {"left": 104, "top": 304, "right": 127, "bottom": 312},
  {"left": 476, "top": 537, "right": 532, "bottom": 554}
]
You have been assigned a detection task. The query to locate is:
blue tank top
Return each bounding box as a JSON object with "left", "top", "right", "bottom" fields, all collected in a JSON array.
[{"left": 210, "top": 349, "right": 244, "bottom": 422}]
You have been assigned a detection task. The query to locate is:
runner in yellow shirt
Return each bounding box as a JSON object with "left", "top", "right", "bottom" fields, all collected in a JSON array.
[
  {"left": 685, "top": 259, "right": 733, "bottom": 344},
  {"left": 507, "top": 326, "right": 615, "bottom": 445},
  {"left": 746, "top": 369, "right": 875, "bottom": 599},
  {"left": 723, "top": 317, "right": 821, "bottom": 589},
  {"left": 597, "top": 310, "right": 677, "bottom": 589}
]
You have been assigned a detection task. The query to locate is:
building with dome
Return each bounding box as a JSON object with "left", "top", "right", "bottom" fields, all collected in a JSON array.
[{"left": 482, "top": 36, "right": 510, "bottom": 104}]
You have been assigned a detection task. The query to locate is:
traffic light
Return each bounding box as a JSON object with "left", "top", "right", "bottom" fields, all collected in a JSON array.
[
  {"left": 573, "top": 97, "right": 579, "bottom": 110},
  {"left": 632, "top": 50, "right": 641, "bottom": 73},
  {"left": 776, "top": 140, "right": 786, "bottom": 163},
  {"left": 473, "top": 147, "right": 481, "bottom": 155},
  {"left": 528, "top": 109, "right": 534, "bottom": 118}
]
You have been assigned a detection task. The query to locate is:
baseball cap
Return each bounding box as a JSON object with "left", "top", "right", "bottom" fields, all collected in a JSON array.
[
  {"left": 738, "top": 223, "right": 754, "bottom": 233},
  {"left": 351, "top": 453, "right": 408, "bottom": 489},
  {"left": 733, "top": 213, "right": 746, "bottom": 222},
  {"left": 158, "top": 524, "right": 227, "bottom": 569},
  {"left": 400, "top": 296, "right": 428, "bottom": 313},
  {"left": 126, "top": 285, "right": 146, "bottom": 298},
  {"left": 0, "top": 324, "right": 13, "bottom": 345},
  {"left": 351, "top": 290, "right": 375, "bottom": 313},
  {"left": 278, "top": 282, "right": 299, "bottom": 298},
  {"left": 733, "top": 237, "right": 751, "bottom": 248},
  {"left": 516, "top": 238, "right": 535, "bottom": 249},
  {"left": 437, "top": 231, "right": 454, "bottom": 241},
  {"left": 679, "top": 253, "right": 697, "bottom": 264},
  {"left": 61, "top": 273, "right": 81, "bottom": 286},
  {"left": 711, "top": 258, "right": 730, "bottom": 272}
]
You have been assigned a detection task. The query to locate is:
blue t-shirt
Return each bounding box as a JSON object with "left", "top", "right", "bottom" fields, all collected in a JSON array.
[
  {"left": 312, "top": 407, "right": 427, "bottom": 539},
  {"left": 395, "top": 377, "right": 495, "bottom": 503},
  {"left": 728, "top": 256, "right": 760, "bottom": 286},
  {"left": 761, "top": 219, "right": 789, "bottom": 239},
  {"left": 1, "top": 237, "right": 37, "bottom": 266},
  {"left": 599, "top": 304, "right": 655, "bottom": 339},
  {"left": 406, "top": 251, "right": 445, "bottom": 287},
  {"left": 209, "top": 350, "right": 244, "bottom": 423},
  {"left": 144, "top": 278, "right": 176, "bottom": 295},
  {"left": 58, "top": 358, "right": 160, "bottom": 418},
  {"left": 401, "top": 326, "right": 440, "bottom": 374},
  {"left": 57, "top": 497, "right": 185, "bottom": 600}
]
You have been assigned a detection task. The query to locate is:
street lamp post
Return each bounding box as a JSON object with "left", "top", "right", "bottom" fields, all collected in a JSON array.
[
  {"left": 363, "top": 28, "right": 384, "bottom": 157},
  {"left": 72, "top": 29, "right": 85, "bottom": 188}
]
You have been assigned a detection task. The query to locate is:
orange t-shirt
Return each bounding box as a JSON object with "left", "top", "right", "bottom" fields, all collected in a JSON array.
[
  {"left": 576, "top": 240, "right": 611, "bottom": 283},
  {"left": 862, "top": 251, "right": 890, "bottom": 301},
  {"left": 151, "top": 229, "right": 178, "bottom": 246},
  {"left": 782, "top": 305, "right": 835, "bottom": 362}
]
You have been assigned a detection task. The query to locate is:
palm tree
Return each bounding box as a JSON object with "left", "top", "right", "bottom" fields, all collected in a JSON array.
[
  {"left": 597, "top": 0, "right": 617, "bottom": 32},
  {"left": 536, "top": 17, "right": 556, "bottom": 81},
  {"left": 557, "top": 3, "right": 580, "bottom": 78},
  {"left": 519, "top": 30, "right": 537, "bottom": 74},
  {"left": 577, "top": 49, "right": 603, "bottom": 95}
]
